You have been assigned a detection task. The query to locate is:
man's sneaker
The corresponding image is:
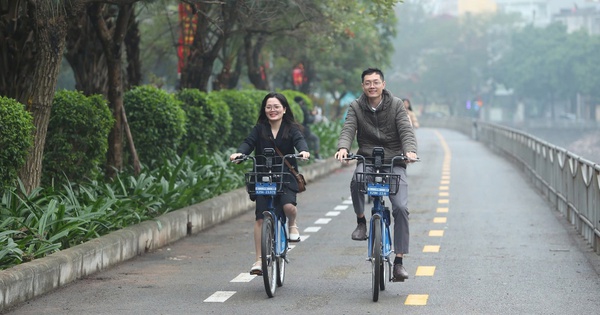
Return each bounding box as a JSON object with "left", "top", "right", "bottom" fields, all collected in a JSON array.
[
  {"left": 393, "top": 264, "right": 409, "bottom": 282},
  {"left": 351, "top": 223, "right": 367, "bottom": 240}
]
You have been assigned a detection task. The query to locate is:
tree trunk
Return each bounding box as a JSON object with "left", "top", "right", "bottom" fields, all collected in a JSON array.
[
  {"left": 0, "top": 2, "right": 70, "bottom": 193},
  {"left": 65, "top": 13, "right": 108, "bottom": 96},
  {"left": 179, "top": 2, "right": 235, "bottom": 91},
  {"left": 125, "top": 13, "right": 142, "bottom": 89},
  {"left": 245, "top": 34, "right": 269, "bottom": 91},
  {"left": 89, "top": 3, "right": 137, "bottom": 177}
]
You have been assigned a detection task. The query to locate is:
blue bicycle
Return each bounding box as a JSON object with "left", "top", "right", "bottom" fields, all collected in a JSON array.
[
  {"left": 235, "top": 148, "right": 301, "bottom": 298},
  {"left": 346, "top": 147, "right": 412, "bottom": 302}
]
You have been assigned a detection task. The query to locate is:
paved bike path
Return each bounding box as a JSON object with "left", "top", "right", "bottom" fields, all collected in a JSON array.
[{"left": 3, "top": 128, "right": 600, "bottom": 314}]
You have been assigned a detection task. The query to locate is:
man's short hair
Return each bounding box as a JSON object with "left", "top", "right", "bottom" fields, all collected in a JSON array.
[
  {"left": 294, "top": 96, "right": 304, "bottom": 103},
  {"left": 361, "top": 68, "right": 384, "bottom": 82}
]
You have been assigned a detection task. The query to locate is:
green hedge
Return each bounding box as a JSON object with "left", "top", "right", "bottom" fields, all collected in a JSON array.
[
  {"left": 124, "top": 85, "right": 186, "bottom": 165},
  {"left": 214, "top": 89, "right": 261, "bottom": 146},
  {"left": 176, "top": 88, "right": 232, "bottom": 155},
  {"left": 42, "top": 90, "right": 114, "bottom": 186},
  {"left": 0, "top": 97, "right": 34, "bottom": 190}
]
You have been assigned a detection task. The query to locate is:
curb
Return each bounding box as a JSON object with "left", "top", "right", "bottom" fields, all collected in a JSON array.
[{"left": 0, "top": 158, "right": 342, "bottom": 312}]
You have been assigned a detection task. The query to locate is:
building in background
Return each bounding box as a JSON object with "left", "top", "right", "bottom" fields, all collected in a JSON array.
[{"left": 417, "top": 0, "right": 600, "bottom": 33}]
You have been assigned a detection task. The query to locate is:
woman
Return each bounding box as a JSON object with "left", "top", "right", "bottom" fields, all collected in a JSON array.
[
  {"left": 403, "top": 98, "right": 419, "bottom": 129},
  {"left": 230, "top": 92, "right": 310, "bottom": 275}
]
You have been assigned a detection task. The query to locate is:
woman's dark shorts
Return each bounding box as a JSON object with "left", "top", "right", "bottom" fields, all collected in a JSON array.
[{"left": 254, "top": 185, "right": 297, "bottom": 221}]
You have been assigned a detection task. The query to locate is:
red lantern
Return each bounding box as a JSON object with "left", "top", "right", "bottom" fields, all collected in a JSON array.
[{"left": 293, "top": 64, "right": 304, "bottom": 86}]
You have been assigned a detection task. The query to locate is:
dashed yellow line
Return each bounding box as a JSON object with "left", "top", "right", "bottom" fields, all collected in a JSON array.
[
  {"left": 411, "top": 130, "right": 451, "bottom": 306},
  {"left": 416, "top": 266, "right": 436, "bottom": 276},
  {"left": 405, "top": 294, "right": 429, "bottom": 305},
  {"left": 423, "top": 245, "right": 440, "bottom": 253},
  {"left": 433, "top": 217, "right": 447, "bottom": 223},
  {"left": 428, "top": 230, "right": 444, "bottom": 237}
]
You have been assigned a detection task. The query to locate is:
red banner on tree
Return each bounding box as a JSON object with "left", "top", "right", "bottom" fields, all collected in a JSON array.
[{"left": 178, "top": 4, "right": 197, "bottom": 75}]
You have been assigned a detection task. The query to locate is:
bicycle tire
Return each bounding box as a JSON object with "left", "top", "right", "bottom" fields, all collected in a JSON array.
[
  {"left": 261, "top": 215, "right": 277, "bottom": 297},
  {"left": 276, "top": 222, "right": 286, "bottom": 287},
  {"left": 371, "top": 216, "right": 382, "bottom": 302},
  {"left": 276, "top": 255, "right": 285, "bottom": 287}
]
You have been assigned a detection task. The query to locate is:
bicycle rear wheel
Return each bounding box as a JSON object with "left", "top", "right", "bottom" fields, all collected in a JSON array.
[
  {"left": 261, "top": 215, "right": 277, "bottom": 297},
  {"left": 371, "top": 216, "right": 382, "bottom": 302}
]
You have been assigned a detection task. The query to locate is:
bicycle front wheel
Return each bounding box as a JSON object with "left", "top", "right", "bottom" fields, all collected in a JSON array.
[
  {"left": 371, "top": 216, "right": 382, "bottom": 302},
  {"left": 261, "top": 215, "right": 277, "bottom": 297},
  {"left": 276, "top": 255, "right": 285, "bottom": 287}
]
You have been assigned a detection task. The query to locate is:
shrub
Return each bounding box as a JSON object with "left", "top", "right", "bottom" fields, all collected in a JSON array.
[
  {"left": 280, "top": 90, "right": 311, "bottom": 124},
  {"left": 176, "top": 89, "right": 232, "bottom": 155},
  {"left": 213, "top": 89, "right": 261, "bottom": 147},
  {"left": 124, "top": 85, "right": 186, "bottom": 165},
  {"left": 0, "top": 97, "right": 34, "bottom": 189},
  {"left": 42, "top": 90, "right": 114, "bottom": 186}
]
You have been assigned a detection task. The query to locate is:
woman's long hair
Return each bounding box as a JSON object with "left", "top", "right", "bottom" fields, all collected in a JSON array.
[{"left": 257, "top": 92, "right": 303, "bottom": 139}]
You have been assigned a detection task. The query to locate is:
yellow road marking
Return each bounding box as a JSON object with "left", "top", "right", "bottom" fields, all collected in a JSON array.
[
  {"left": 423, "top": 245, "right": 440, "bottom": 252},
  {"left": 433, "top": 217, "right": 447, "bottom": 223},
  {"left": 436, "top": 207, "right": 449, "bottom": 213},
  {"left": 439, "top": 192, "right": 449, "bottom": 197},
  {"left": 439, "top": 185, "right": 449, "bottom": 190},
  {"left": 405, "top": 294, "right": 429, "bottom": 305},
  {"left": 438, "top": 199, "right": 449, "bottom": 204},
  {"left": 416, "top": 266, "right": 436, "bottom": 276},
  {"left": 440, "top": 180, "right": 450, "bottom": 185},
  {"left": 429, "top": 230, "right": 444, "bottom": 237},
  {"left": 441, "top": 175, "right": 450, "bottom": 180}
]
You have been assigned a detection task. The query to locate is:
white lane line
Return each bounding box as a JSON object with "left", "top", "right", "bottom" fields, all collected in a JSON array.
[
  {"left": 230, "top": 273, "right": 256, "bottom": 282},
  {"left": 326, "top": 211, "right": 341, "bottom": 216},
  {"left": 342, "top": 200, "right": 353, "bottom": 205},
  {"left": 204, "top": 291, "right": 236, "bottom": 302},
  {"left": 304, "top": 226, "right": 321, "bottom": 232},
  {"left": 334, "top": 205, "right": 349, "bottom": 210},
  {"left": 315, "top": 218, "right": 332, "bottom": 224}
]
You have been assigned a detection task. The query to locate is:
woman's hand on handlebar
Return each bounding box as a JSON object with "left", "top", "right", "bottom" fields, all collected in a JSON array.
[
  {"left": 230, "top": 153, "right": 244, "bottom": 163},
  {"left": 297, "top": 151, "right": 310, "bottom": 161}
]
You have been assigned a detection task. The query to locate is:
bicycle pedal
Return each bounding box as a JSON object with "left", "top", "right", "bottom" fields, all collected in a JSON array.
[{"left": 391, "top": 277, "right": 406, "bottom": 283}]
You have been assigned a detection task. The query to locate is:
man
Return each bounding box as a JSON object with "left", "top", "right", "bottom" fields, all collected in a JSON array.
[
  {"left": 295, "top": 96, "right": 322, "bottom": 160},
  {"left": 334, "top": 68, "right": 418, "bottom": 281}
]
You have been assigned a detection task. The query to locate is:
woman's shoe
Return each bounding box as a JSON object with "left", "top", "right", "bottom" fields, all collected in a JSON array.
[
  {"left": 250, "top": 260, "right": 262, "bottom": 276},
  {"left": 288, "top": 225, "right": 301, "bottom": 242}
]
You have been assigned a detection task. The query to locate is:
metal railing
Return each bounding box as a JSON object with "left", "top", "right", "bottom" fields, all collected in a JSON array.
[{"left": 422, "top": 117, "right": 600, "bottom": 255}]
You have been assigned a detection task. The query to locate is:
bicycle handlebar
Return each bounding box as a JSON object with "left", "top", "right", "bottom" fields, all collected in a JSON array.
[
  {"left": 232, "top": 153, "right": 305, "bottom": 163},
  {"left": 343, "top": 153, "right": 419, "bottom": 164}
]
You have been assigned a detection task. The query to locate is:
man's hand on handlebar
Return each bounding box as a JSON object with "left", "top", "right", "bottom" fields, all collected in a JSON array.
[
  {"left": 335, "top": 148, "right": 349, "bottom": 163},
  {"left": 405, "top": 151, "right": 419, "bottom": 163}
]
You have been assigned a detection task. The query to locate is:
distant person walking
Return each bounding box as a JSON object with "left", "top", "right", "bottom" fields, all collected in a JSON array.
[
  {"left": 403, "top": 98, "right": 419, "bottom": 129},
  {"left": 295, "top": 96, "right": 322, "bottom": 160}
]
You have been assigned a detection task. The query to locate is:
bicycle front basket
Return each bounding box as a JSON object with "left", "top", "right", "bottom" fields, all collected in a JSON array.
[
  {"left": 356, "top": 172, "right": 401, "bottom": 196},
  {"left": 245, "top": 172, "right": 285, "bottom": 196}
]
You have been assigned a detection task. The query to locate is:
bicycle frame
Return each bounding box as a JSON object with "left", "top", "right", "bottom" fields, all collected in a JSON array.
[
  {"left": 244, "top": 149, "right": 292, "bottom": 259},
  {"left": 237, "top": 148, "right": 301, "bottom": 297},
  {"left": 345, "top": 147, "right": 407, "bottom": 301}
]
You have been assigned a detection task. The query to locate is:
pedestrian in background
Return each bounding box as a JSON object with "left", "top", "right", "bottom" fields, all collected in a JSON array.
[
  {"left": 295, "top": 96, "right": 322, "bottom": 160},
  {"left": 403, "top": 98, "right": 419, "bottom": 129}
]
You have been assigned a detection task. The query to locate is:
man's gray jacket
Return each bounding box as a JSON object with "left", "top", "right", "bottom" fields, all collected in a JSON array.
[{"left": 337, "top": 90, "right": 417, "bottom": 165}]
